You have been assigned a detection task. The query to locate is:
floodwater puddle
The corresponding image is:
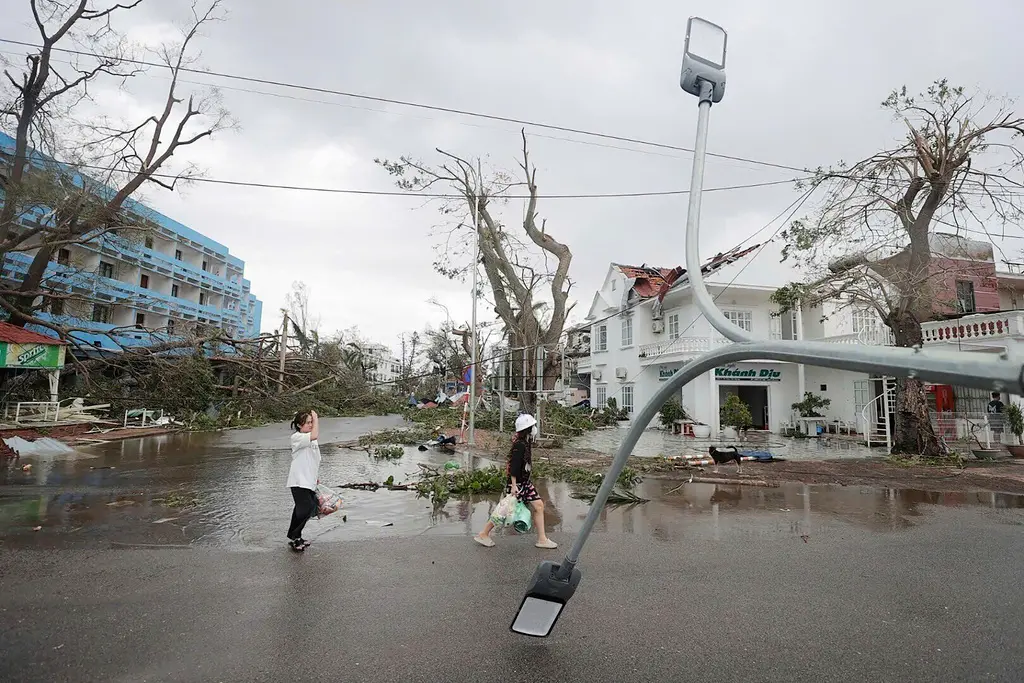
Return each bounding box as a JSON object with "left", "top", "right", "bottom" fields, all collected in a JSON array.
[{"left": 2, "top": 417, "right": 1023, "bottom": 550}]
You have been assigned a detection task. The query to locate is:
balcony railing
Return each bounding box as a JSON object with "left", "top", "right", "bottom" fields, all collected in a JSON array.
[
  {"left": 921, "top": 311, "right": 1024, "bottom": 344},
  {"left": 576, "top": 356, "right": 592, "bottom": 372},
  {"left": 820, "top": 327, "right": 895, "bottom": 346},
  {"left": 638, "top": 336, "right": 732, "bottom": 362}
]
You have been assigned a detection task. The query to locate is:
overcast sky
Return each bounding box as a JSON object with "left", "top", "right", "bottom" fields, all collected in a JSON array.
[{"left": 4, "top": 0, "right": 1024, "bottom": 354}]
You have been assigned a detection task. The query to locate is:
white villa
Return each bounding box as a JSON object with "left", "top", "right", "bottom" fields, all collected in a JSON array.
[{"left": 577, "top": 237, "right": 1024, "bottom": 445}]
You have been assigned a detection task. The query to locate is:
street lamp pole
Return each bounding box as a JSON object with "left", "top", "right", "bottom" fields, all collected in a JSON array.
[
  {"left": 510, "top": 16, "right": 1024, "bottom": 638},
  {"left": 468, "top": 160, "right": 481, "bottom": 446}
]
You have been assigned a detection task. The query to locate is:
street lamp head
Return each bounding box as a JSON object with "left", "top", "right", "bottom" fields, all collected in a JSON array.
[
  {"left": 510, "top": 560, "right": 582, "bottom": 637},
  {"left": 680, "top": 16, "right": 727, "bottom": 103}
]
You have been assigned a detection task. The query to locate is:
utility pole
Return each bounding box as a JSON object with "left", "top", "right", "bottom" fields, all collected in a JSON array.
[
  {"left": 468, "top": 159, "right": 481, "bottom": 446},
  {"left": 536, "top": 344, "right": 545, "bottom": 434},
  {"left": 278, "top": 310, "right": 289, "bottom": 393}
]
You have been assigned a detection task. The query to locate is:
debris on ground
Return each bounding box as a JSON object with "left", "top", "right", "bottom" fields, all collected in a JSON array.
[{"left": 4, "top": 436, "right": 74, "bottom": 457}]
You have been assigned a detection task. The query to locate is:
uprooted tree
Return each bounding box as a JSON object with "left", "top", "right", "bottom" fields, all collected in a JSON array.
[
  {"left": 772, "top": 80, "right": 1024, "bottom": 456},
  {"left": 376, "top": 130, "right": 574, "bottom": 412}
]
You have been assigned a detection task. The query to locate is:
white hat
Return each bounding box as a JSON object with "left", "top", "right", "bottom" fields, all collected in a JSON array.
[{"left": 515, "top": 413, "right": 537, "bottom": 433}]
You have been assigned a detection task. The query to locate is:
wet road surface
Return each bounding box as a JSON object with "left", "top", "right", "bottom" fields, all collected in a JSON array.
[{"left": 2, "top": 417, "right": 1024, "bottom": 681}]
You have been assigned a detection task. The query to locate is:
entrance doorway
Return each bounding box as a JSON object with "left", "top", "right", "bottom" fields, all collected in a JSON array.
[{"left": 719, "top": 384, "right": 769, "bottom": 430}]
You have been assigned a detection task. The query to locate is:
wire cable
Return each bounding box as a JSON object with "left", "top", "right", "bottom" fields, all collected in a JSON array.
[{"left": 0, "top": 37, "right": 808, "bottom": 173}]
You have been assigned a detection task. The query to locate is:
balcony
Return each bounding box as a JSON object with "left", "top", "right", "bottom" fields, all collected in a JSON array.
[
  {"left": 922, "top": 311, "right": 1024, "bottom": 345},
  {"left": 819, "top": 327, "right": 895, "bottom": 346},
  {"left": 576, "top": 356, "right": 592, "bottom": 372},
  {"left": 638, "top": 336, "right": 732, "bottom": 364}
]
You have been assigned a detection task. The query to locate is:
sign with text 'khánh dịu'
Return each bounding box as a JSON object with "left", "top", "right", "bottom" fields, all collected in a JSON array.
[
  {"left": 0, "top": 342, "right": 66, "bottom": 369},
  {"left": 714, "top": 365, "right": 782, "bottom": 382}
]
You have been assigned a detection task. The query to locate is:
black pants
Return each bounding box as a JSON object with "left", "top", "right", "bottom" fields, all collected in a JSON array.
[{"left": 288, "top": 487, "right": 318, "bottom": 540}]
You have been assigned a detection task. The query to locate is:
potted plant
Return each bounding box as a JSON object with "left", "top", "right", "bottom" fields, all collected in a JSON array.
[
  {"left": 658, "top": 398, "right": 690, "bottom": 432},
  {"left": 720, "top": 394, "right": 752, "bottom": 440},
  {"left": 967, "top": 418, "right": 1003, "bottom": 460},
  {"left": 691, "top": 421, "right": 712, "bottom": 438},
  {"left": 792, "top": 392, "right": 831, "bottom": 418},
  {"left": 1005, "top": 403, "right": 1024, "bottom": 458}
]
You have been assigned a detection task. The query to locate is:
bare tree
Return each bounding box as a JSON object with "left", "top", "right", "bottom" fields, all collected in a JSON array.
[
  {"left": 0, "top": 0, "right": 231, "bottom": 330},
  {"left": 376, "top": 130, "right": 574, "bottom": 411},
  {"left": 285, "top": 281, "right": 321, "bottom": 356},
  {"left": 773, "top": 80, "right": 1024, "bottom": 456}
]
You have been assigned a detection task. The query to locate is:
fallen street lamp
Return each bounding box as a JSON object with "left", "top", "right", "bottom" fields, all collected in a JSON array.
[
  {"left": 511, "top": 16, "right": 1024, "bottom": 637},
  {"left": 509, "top": 560, "right": 582, "bottom": 637}
]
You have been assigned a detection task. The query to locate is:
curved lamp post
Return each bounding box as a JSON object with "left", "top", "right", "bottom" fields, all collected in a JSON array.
[{"left": 509, "top": 16, "right": 1024, "bottom": 638}]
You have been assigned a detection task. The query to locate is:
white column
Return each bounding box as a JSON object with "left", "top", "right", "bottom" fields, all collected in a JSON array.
[
  {"left": 47, "top": 370, "right": 59, "bottom": 403},
  {"left": 708, "top": 368, "right": 718, "bottom": 433}
]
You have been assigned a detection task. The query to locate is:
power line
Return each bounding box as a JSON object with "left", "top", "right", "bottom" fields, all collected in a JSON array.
[
  {"left": 0, "top": 37, "right": 808, "bottom": 174},
  {"left": 1, "top": 152, "right": 802, "bottom": 199}
]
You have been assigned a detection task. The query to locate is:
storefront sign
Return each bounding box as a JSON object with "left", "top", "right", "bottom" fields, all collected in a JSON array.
[
  {"left": 714, "top": 365, "right": 782, "bottom": 382},
  {"left": 658, "top": 366, "right": 679, "bottom": 381},
  {"left": 0, "top": 342, "right": 66, "bottom": 369}
]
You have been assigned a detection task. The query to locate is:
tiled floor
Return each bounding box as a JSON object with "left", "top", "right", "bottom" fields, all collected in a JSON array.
[{"left": 568, "top": 427, "right": 882, "bottom": 461}]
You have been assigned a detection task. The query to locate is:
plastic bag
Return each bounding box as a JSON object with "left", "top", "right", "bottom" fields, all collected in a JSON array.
[
  {"left": 511, "top": 501, "right": 533, "bottom": 533},
  {"left": 490, "top": 493, "right": 518, "bottom": 526},
  {"left": 316, "top": 483, "right": 343, "bottom": 517}
]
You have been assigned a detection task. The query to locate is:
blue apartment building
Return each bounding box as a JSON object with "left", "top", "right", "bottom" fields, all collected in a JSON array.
[{"left": 0, "top": 132, "right": 262, "bottom": 352}]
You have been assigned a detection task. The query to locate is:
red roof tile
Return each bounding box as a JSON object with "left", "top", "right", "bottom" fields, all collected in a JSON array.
[
  {"left": 0, "top": 322, "right": 66, "bottom": 345},
  {"left": 614, "top": 244, "right": 762, "bottom": 301}
]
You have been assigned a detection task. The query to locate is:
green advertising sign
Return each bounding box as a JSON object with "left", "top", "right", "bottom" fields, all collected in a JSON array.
[
  {"left": 0, "top": 342, "right": 66, "bottom": 369},
  {"left": 714, "top": 365, "right": 782, "bottom": 382}
]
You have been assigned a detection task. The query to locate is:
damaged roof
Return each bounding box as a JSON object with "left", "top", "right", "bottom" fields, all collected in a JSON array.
[
  {"left": 0, "top": 322, "right": 66, "bottom": 345},
  {"left": 613, "top": 243, "right": 762, "bottom": 301}
]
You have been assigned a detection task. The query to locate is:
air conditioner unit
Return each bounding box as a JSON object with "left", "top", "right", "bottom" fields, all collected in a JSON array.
[
  {"left": 615, "top": 367, "right": 628, "bottom": 380},
  {"left": 652, "top": 319, "right": 665, "bottom": 334},
  {"left": 593, "top": 370, "right": 602, "bottom": 381}
]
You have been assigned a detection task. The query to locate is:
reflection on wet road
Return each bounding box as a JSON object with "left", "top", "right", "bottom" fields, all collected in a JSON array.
[{"left": 2, "top": 416, "right": 1023, "bottom": 550}]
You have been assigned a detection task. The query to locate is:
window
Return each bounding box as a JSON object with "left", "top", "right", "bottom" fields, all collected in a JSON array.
[
  {"left": 144, "top": 236, "right": 153, "bottom": 249},
  {"left": 595, "top": 325, "right": 608, "bottom": 352},
  {"left": 956, "top": 280, "right": 976, "bottom": 314},
  {"left": 722, "top": 310, "right": 752, "bottom": 332},
  {"left": 621, "top": 316, "right": 633, "bottom": 348},
  {"left": 202, "top": 260, "right": 208, "bottom": 272},
  {"left": 99, "top": 261, "right": 114, "bottom": 279},
  {"left": 852, "top": 308, "right": 877, "bottom": 334},
  {"left": 611, "top": 280, "right": 616, "bottom": 291},
  {"left": 621, "top": 385, "right": 634, "bottom": 414},
  {"left": 199, "top": 292, "right": 207, "bottom": 305},
  {"left": 171, "top": 284, "right": 179, "bottom": 298},
  {"left": 91, "top": 304, "right": 110, "bottom": 323},
  {"left": 174, "top": 249, "right": 183, "bottom": 261},
  {"left": 595, "top": 385, "right": 607, "bottom": 408},
  {"left": 667, "top": 313, "right": 680, "bottom": 340},
  {"left": 167, "top": 319, "right": 176, "bottom": 335},
  {"left": 49, "top": 297, "right": 64, "bottom": 316},
  {"left": 820, "top": 384, "right": 828, "bottom": 392},
  {"left": 56, "top": 249, "right": 70, "bottom": 266},
  {"left": 135, "top": 313, "right": 146, "bottom": 328},
  {"left": 780, "top": 309, "right": 799, "bottom": 340},
  {"left": 140, "top": 274, "right": 149, "bottom": 289}
]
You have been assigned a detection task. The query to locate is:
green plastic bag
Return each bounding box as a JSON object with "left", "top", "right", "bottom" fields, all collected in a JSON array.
[{"left": 511, "top": 501, "right": 533, "bottom": 533}]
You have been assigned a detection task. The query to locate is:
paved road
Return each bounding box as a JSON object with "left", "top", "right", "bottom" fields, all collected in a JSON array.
[{"left": 2, "top": 505, "right": 1022, "bottom": 682}]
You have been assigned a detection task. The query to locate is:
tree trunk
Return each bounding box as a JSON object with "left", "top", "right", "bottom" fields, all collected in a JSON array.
[{"left": 887, "top": 313, "right": 941, "bottom": 456}]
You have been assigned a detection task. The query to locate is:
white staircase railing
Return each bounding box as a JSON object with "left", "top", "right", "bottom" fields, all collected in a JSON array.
[{"left": 860, "top": 380, "right": 896, "bottom": 451}]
